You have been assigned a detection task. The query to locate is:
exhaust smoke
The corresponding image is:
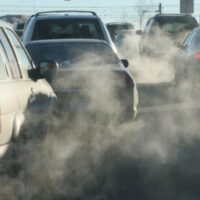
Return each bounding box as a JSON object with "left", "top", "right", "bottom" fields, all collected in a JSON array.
[{"left": 1, "top": 29, "right": 200, "bottom": 200}]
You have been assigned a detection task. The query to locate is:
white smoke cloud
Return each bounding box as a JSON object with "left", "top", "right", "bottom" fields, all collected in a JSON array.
[{"left": 2, "top": 26, "right": 200, "bottom": 200}]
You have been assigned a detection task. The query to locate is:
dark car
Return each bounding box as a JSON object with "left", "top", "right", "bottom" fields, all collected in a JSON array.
[
  {"left": 174, "top": 27, "right": 200, "bottom": 84},
  {"left": 22, "top": 10, "right": 116, "bottom": 52},
  {"left": 114, "top": 30, "right": 136, "bottom": 57},
  {"left": 137, "top": 14, "right": 198, "bottom": 57},
  {"left": 14, "top": 22, "right": 26, "bottom": 38},
  {"left": 0, "top": 22, "right": 56, "bottom": 160},
  {"left": 25, "top": 39, "right": 138, "bottom": 121},
  {"left": 106, "top": 22, "right": 134, "bottom": 41}
]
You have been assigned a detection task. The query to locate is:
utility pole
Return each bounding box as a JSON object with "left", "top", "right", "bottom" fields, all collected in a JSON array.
[
  {"left": 156, "top": 3, "right": 162, "bottom": 14},
  {"left": 139, "top": 10, "right": 148, "bottom": 29},
  {"left": 159, "top": 3, "right": 162, "bottom": 14},
  {"left": 33, "top": 0, "right": 36, "bottom": 13}
]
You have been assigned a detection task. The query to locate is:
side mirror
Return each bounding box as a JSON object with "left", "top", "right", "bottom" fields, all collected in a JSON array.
[
  {"left": 39, "top": 60, "right": 59, "bottom": 83},
  {"left": 175, "top": 41, "right": 188, "bottom": 50},
  {"left": 175, "top": 41, "right": 183, "bottom": 48},
  {"left": 136, "top": 30, "right": 143, "bottom": 35},
  {"left": 28, "top": 67, "right": 41, "bottom": 81},
  {"left": 121, "top": 59, "right": 129, "bottom": 68}
]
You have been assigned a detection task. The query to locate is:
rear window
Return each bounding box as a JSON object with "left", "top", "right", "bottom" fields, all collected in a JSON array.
[
  {"left": 26, "top": 42, "right": 120, "bottom": 67},
  {"left": 107, "top": 23, "right": 134, "bottom": 41},
  {"left": 32, "top": 18, "right": 104, "bottom": 40},
  {"left": 152, "top": 16, "right": 198, "bottom": 33},
  {"left": 107, "top": 24, "right": 134, "bottom": 31}
]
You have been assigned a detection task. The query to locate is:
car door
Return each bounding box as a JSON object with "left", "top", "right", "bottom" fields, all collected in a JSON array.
[
  {"left": 5, "top": 26, "right": 55, "bottom": 95},
  {"left": 0, "top": 27, "right": 41, "bottom": 143},
  {"left": 0, "top": 30, "right": 20, "bottom": 156},
  {"left": 3, "top": 28, "right": 56, "bottom": 138}
]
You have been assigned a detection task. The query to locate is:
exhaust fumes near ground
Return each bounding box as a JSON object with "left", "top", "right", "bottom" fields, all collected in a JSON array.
[{"left": 2, "top": 32, "right": 200, "bottom": 200}]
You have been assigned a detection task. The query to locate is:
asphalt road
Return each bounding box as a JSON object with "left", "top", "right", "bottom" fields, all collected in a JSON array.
[{"left": 1, "top": 38, "right": 200, "bottom": 199}]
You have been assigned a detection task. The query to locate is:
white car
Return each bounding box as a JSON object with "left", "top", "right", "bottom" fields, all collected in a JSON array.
[{"left": 0, "top": 21, "right": 56, "bottom": 161}]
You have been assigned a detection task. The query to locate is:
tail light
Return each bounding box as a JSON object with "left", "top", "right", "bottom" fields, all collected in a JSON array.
[
  {"left": 115, "top": 72, "right": 134, "bottom": 120},
  {"left": 194, "top": 53, "right": 200, "bottom": 60}
]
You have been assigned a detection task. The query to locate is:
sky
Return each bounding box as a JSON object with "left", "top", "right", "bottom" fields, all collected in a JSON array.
[
  {"left": 0, "top": 0, "right": 195, "bottom": 7},
  {"left": 1, "top": 0, "right": 200, "bottom": 26}
]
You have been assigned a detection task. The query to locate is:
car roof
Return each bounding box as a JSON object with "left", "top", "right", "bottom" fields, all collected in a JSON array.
[
  {"left": 33, "top": 15, "right": 99, "bottom": 20},
  {"left": 31, "top": 10, "right": 99, "bottom": 20},
  {"left": 26, "top": 38, "right": 110, "bottom": 46},
  {"left": 116, "top": 30, "right": 134, "bottom": 35},
  {"left": 154, "top": 13, "right": 194, "bottom": 18}
]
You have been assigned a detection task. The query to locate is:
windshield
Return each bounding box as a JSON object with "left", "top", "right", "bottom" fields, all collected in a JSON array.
[
  {"left": 32, "top": 18, "right": 104, "bottom": 40},
  {"left": 27, "top": 42, "right": 120, "bottom": 68}
]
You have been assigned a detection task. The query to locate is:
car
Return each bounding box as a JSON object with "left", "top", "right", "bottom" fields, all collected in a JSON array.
[
  {"left": 137, "top": 13, "right": 198, "bottom": 57},
  {"left": 174, "top": 27, "right": 200, "bottom": 84},
  {"left": 22, "top": 10, "right": 116, "bottom": 52},
  {"left": 106, "top": 22, "right": 134, "bottom": 41},
  {"left": 25, "top": 39, "right": 138, "bottom": 121},
  {"left": 114, "top": 30, "right": 136, "bottom": 57},
  {"left": 115, "top": 30, "right": 135, "bottom": 46},
  {"left": 0, "top": 21, "right": 56, "bottom": 162},
  {"left": 14, "top": 22, "right": 26, "bottom": 38}
]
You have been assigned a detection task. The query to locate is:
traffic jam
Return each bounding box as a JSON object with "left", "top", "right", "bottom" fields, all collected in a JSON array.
[{"left": 1, "top": 1, "right": 200, "bottom": 199}]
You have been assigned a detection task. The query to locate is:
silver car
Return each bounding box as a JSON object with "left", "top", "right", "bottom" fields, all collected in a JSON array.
[{"left": 0, "top": 22, "right": 56, "bottom": 161}]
